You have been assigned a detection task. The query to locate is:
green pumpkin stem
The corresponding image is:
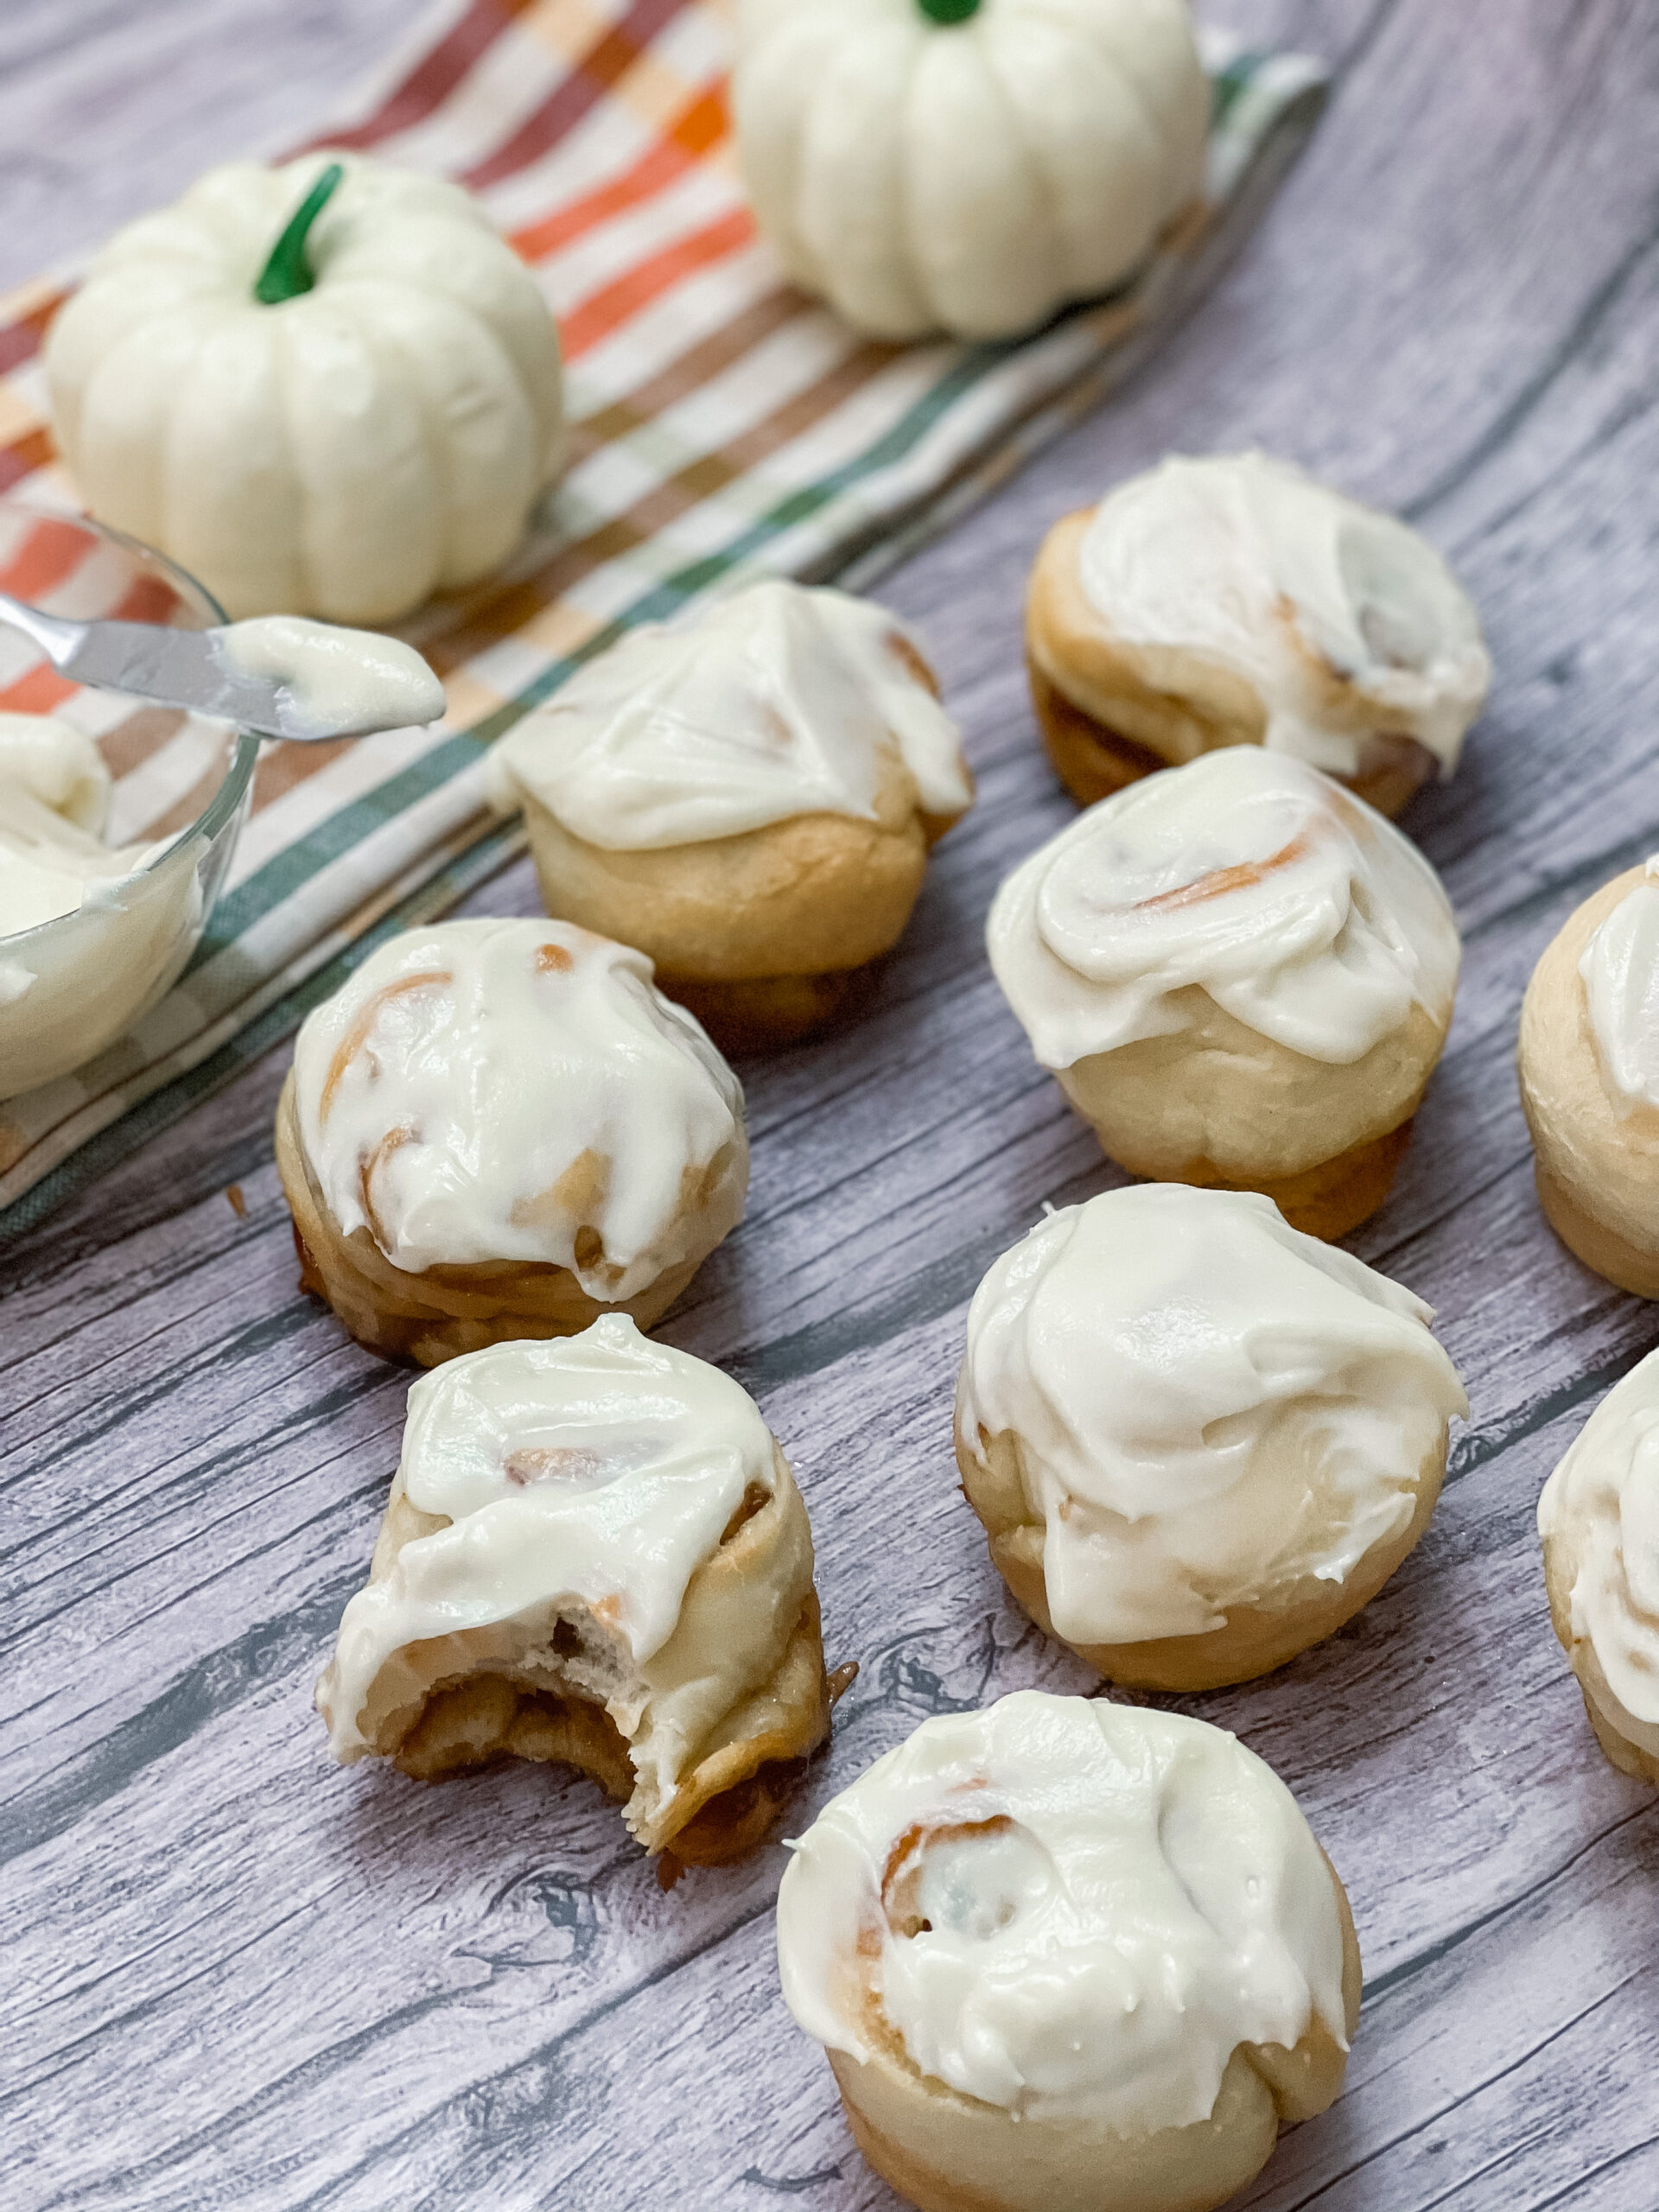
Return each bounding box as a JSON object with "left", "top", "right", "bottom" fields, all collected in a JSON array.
[
  {"left": 253, "top": 162, "right": 346, "bottom": 306},
  {"left": 917, "top": 0, "right": 982, "bottom": 20}
]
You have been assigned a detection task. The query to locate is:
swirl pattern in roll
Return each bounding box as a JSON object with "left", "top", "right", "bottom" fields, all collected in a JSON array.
[
  {"left": 484, "top": 580, "right": 973, "bottom": 1049},
  {"left": 1024, "top": 451, "right": 1489, "bottom": 815},
  {"left": 317, "top": 1315, "right": 830, "bottom": 1859},
  {"left": 276, "top": 915, "right": 747, "bottom": 1363},
  {"left": 777, "top": 1692, "right": 1361, "bottom": 2212},
  {"left": 956, "top": 1184, "right": 1467, "bottom": 1688},
  {"left": 988, "top": 747, "right": 1460, "bottom": 1236}
]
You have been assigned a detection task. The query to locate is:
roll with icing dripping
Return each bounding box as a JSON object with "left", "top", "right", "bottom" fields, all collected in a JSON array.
[
  {"left": 1024, "top": 452, "right": 1489, "bottom": 816},
  {"left": 1537, "top": 1347, "right": 1659, "bottom": 1785},
  {"left": 317, "top": 1316, "right": 833, "bottom": 1859},
  {"left": 276, "top": 915, "right": 747, "bottom": 1365},
  {"left": 955, "top": 1184, "right": 1467, "bottom": 1690},
  {"left": 987, "top": 747, "right": 1461, "bottom": 1238},
  {"left": 776, "top": 1692, "right": 1362, "bottom": 2212},
  {"left": 1519, "top": 855, "right": 1659, "bottom": 1298},
  {"left": 485, "top": 580, "right": 973, "bottom": 1052}
]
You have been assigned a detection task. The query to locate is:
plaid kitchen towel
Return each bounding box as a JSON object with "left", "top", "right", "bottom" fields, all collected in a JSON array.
[{"left": 0, "top": 0, "right": 1325, "bottom": 1236}]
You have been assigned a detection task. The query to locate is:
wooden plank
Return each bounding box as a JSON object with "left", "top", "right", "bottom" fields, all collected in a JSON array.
[
  {"left": 0, "top": 0, "right": 416, "bottom": 289},
  {"left": 6, "top": 1, "right": 1659, "bottom": 2208}
]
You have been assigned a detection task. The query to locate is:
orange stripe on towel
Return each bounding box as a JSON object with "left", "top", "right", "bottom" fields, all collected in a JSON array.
[
  {"left": 509, "top": 80, "right": 728, "bottom": 264},
  {"left": 561, "top": 204, "right": 754, "bottom": 359},
  {"left": 0, "top": 513, "right": 90, "bottom": 601},
  {"left": 0, "top": 425, "right": 58, "bottom": 497},
  {"left": 0, "top": 663, "right": 76, "bottom": 715}
]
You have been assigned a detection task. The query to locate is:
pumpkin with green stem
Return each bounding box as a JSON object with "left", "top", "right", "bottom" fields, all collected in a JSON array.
[
  {"left": 732, "top": 0, "right": 1209, "bottom": 342},
  {"left": 45, "top": 154, "right": 564, "bottom": 624}
]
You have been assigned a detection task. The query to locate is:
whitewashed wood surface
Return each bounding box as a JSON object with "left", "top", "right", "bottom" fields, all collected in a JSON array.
[{"left": 4, "top": 3, "right": 1659, "bottom": 2208}]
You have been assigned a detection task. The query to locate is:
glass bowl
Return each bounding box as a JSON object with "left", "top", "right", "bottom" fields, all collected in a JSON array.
[{"left": 0, "top": 505, "right": 258, "bottom": 1102}]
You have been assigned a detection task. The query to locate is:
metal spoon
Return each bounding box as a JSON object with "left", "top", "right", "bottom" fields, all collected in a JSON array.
[{"left": 0, "top": 593, "right": 439, "bottom": 742}]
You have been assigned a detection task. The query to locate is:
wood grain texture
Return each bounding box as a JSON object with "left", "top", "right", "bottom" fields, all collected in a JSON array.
[{"left": 5, "top": 2, "right": 1659, "bottom": 2208}]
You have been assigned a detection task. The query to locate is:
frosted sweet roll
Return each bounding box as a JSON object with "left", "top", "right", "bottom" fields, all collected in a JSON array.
[
  {"left": 986, "top": 747, "right": 1462, "bottom": 1236},
  {"left": 485, "top": 580, "right": 974, "bottom": 1050},
  {"left": 1025, "top": 452, "right": 1490, "bottom": 814},
  {"left": 1519, "top": 856, "right": 1659, "bottom": 1297},
  {"left": 276, "top": 917, "right": 747, "bottom": 1364},
  {"left": 1537, "top": 1349, "right": 1659, "bottom": 1785},
  {"left": 317, "top": 1317, "right": 831, "bottom": 1859},
  {"left": 956, "top": 1185, "right": 1468, "bottom": 1690},
  {"left": 776, "top": 1692, "right": 1361, "bottom": 2212}
]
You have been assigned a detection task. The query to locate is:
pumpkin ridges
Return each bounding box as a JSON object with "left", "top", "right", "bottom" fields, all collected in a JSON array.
[
  {"left": 43, "top": 153, "right": 565, "bottom": 624},
  {"left": 732, "top": 0, "right": 1208, "bottom": 342}
]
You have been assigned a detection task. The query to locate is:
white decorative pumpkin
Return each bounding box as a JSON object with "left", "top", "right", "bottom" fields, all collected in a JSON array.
[
  {"left": 733, "top": 0, "right": 1210, "bottom": 343},
  {"left": 46, "top": 154, "right": 565, "bottom": 624}
]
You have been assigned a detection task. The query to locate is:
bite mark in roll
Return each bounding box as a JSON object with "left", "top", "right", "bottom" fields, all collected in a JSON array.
[{"left": 317, "top": 1315, "right": 831, "bottom": 1859}]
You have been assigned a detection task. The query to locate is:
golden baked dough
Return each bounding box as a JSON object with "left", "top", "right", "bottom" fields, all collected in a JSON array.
[
  {"left": 953, "top": 1186, "right": 1465, "bottom": 1692},
  {"left": 1535, "top": 1349, "right": 1659, "bottom": 1787},
  {"left": 276, "top": 918, "right": 747, "bottom": 1365},
  {"left": 1518, "top": 863, "right": 1659, "bottom": 1298},
  {"left": 276, "top": 1070, "right": 715, "bottom": 1365},
  {"left": 959, "top": 1424, "right": 1446, "bottom": 1693},
  {"left": 986, "top": 751, "right": 1460, "bottom": 1243},
  {"left": 1056, "top": 993, "right": 1446, "bottom": 1241},
  {"left": 519, "top": 743, "right": 963, "bottom": 1052},
  {"left": 829, "top": 1865, "right": 1360, "bottom": 2212},
  {"left": 777, "top": 1694, "right": 1363, "bottom": 2212},
  {"left": 489, "top": 583, "right": 974, "bottom": 1052},
  {"left": 1541, "top": 1522, "right": 1659, "bottom": 1787},
  {"left": 320, "top": 1443, "right": 833, "bottom": 1862},
  {"left": 1025, "top": 498, "right": 1465, "bottom": 818}
]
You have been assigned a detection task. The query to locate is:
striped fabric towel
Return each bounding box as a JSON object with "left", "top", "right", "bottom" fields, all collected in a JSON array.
[{"left": 0, "top": 0, "right": 1325, "bottom": 1236}]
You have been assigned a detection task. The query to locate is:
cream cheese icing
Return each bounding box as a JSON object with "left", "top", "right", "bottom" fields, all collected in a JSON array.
[
  {"left": 957, "top": 1185, "right": 1468, "bottom": 1644},
  {"left": 776, "top": 1692, "right": 1349, "bottom": 2134},
  {"left": 317, "top": 1315, "right": 804, "bottom": 1807},
  {"left": 290, "top": 916, "right": 747, "bottom": 1294},
  {"left": 1578, "top": 857, "right": 1659, "bottom": 1117},
  {"left": 0, "top": 714, "right": 162, "bottom": 938},
  {"left": 0, "top": 714, "right": 206, "bottom": 1098},
  {"left": 986, "top": 747, "right": 1460, "bottom": 1071},
  {"left": 1538, "top": 1348, "right": 1659, "bottom": 1753},
  {"left": 1076, "top": 452, "right": 1489, "bottom": 777},
  {"left": 0, "top": 711, "right": 111, "bottom": 833},
  {"left": 217, "top": 615, "right": 446, "bottom": 736},
  {"left": 482, "top": 579, "right": 972, "bottom": 850}
]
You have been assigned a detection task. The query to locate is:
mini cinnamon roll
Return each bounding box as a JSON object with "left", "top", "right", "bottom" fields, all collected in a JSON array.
[
  {"left": 483, "top": 580, "right": 974, "bottom": 1052},
  {"left": 316, "top": 1316, "right": 831, "bottom": 1859},
  {"left": 1537, "top": 1350, "right": 1659, "bottom": 1785},
  {"left": 777, "top": 1693, "right": 1361, "bottom": 2212},
  {"left": 987, "top": 747, "right": 1461, "bottom": 1238},
  {"left": 956, "top": 1185, "right": 1468, "bottom": 1691},
  {"left": 1519, "top": 857, "right": 1659, "bottom": 1298},
  {"left": 1025, "top": 452, "right": 1489, "bottom": 815},
  {"left": 276, "top": 916, "right": 747, "bottom": 1365}
]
